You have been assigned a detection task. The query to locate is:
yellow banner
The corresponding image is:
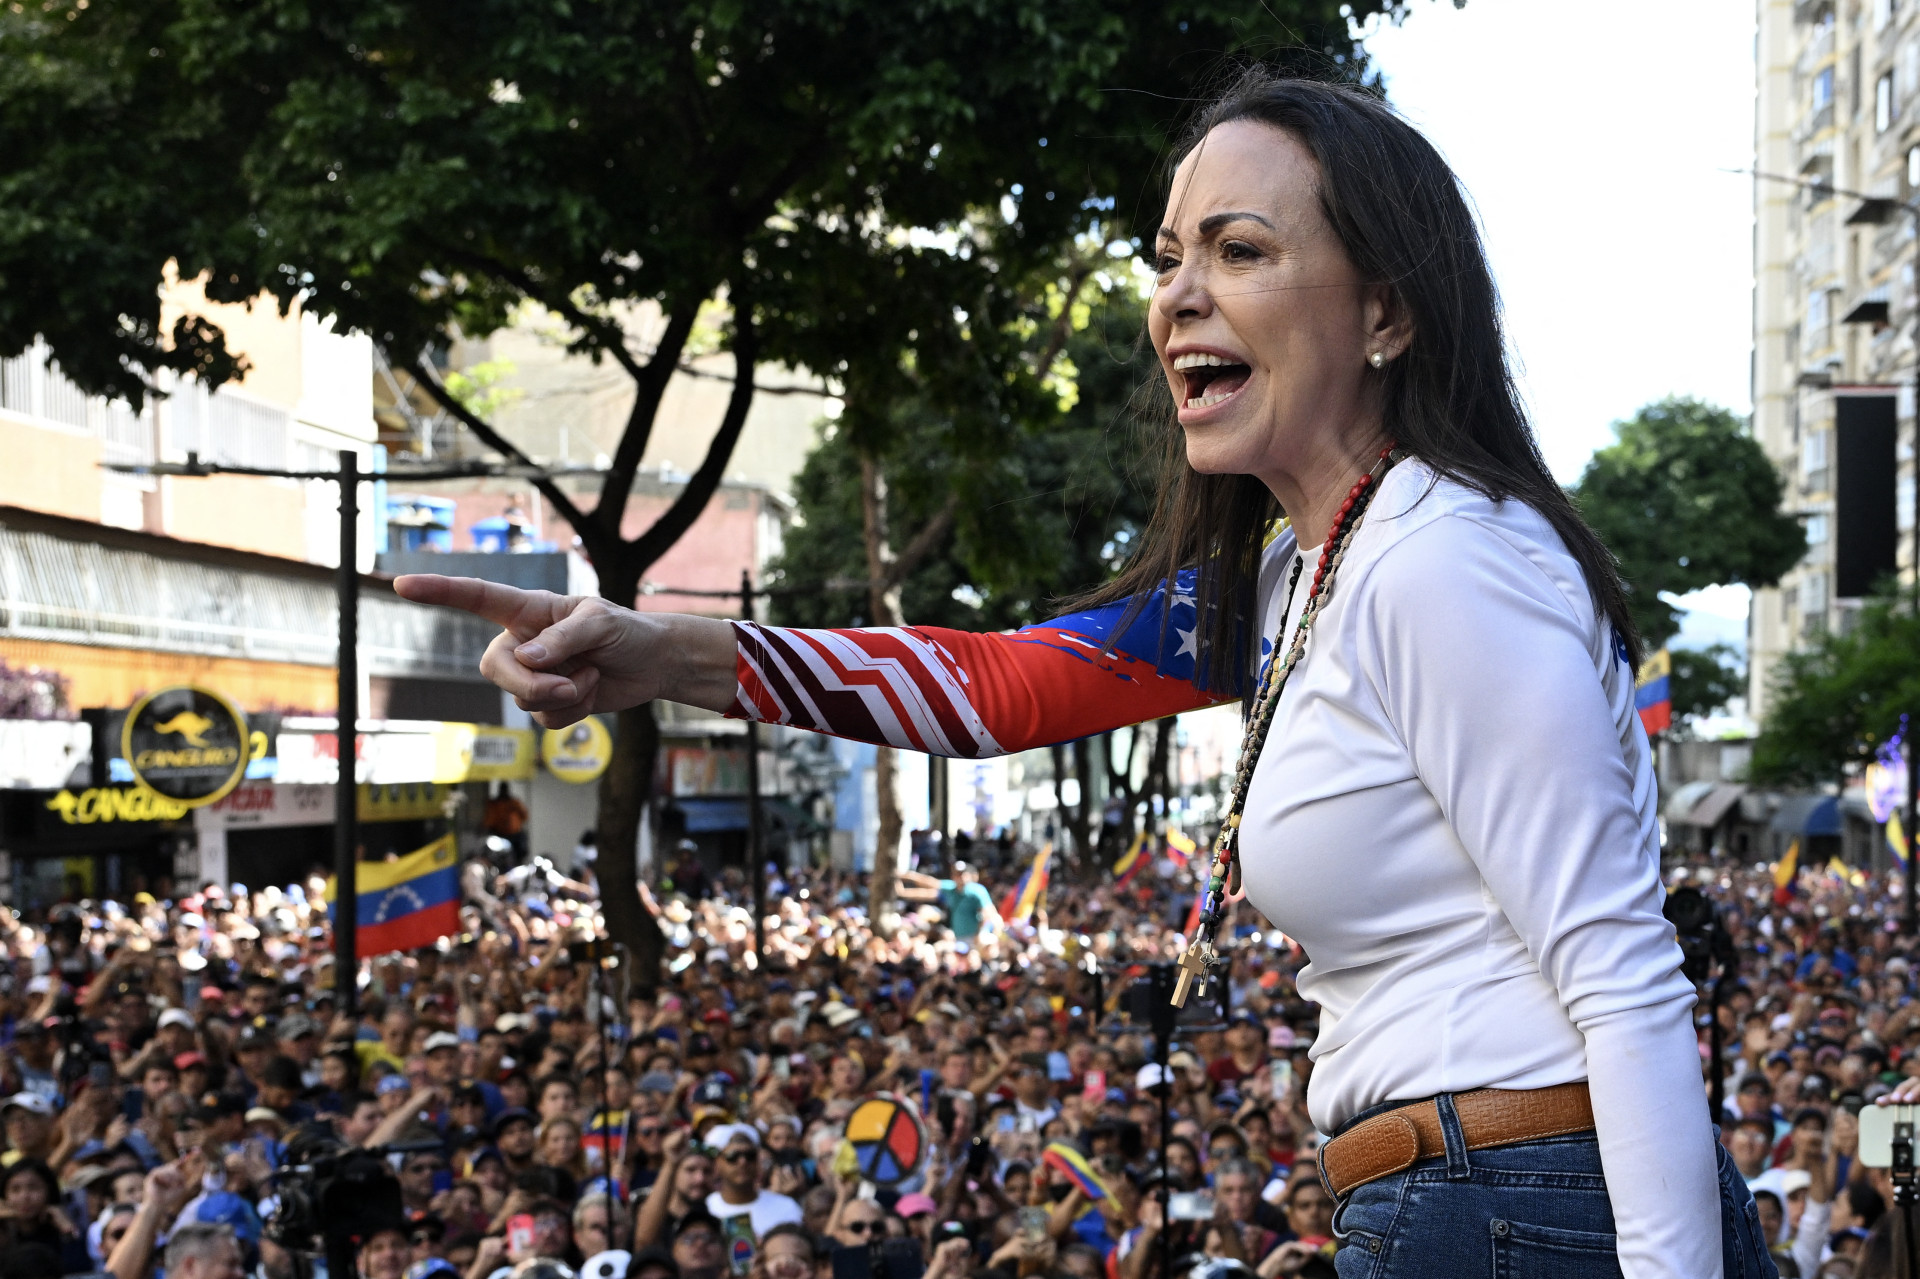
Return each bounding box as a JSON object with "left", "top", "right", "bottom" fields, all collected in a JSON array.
[{"left": 431, "top": 725, "right": 535, "bottom": 782}]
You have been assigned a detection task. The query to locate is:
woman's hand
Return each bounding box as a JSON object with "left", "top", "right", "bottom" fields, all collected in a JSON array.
[{"left": 391, "top": 577, "right": 737, "bottom": 728}]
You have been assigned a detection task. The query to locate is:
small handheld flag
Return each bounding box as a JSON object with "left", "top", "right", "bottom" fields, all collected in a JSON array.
[
  {"left": 1042, "top": 1142, "right": 1110, "bottom": 1201},
  {"left": 1635, "top": 649, "right": 1672, "bottom": 737},
  {"left": 1164, "top": 828, "right": 1196, "bottom": 869},
  {"left": 1112, "top": 832, "right": 1148, "bottom": 890},
  {"left": 1000, "top": 843, "right": 1053, "bottom": 926}
]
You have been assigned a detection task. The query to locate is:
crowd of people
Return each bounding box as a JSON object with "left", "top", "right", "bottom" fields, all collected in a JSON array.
[{"left": 0, "top": 833, "right": 1913, "bottom": 1279}]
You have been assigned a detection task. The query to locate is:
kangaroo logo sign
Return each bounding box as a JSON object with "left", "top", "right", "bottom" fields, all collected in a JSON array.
[{"left": 122, "top": 686, "right": 249, "bottom": 807}]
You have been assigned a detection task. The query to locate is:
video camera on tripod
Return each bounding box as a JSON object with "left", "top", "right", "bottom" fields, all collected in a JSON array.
[{"left": 265, "top": 1125, "right": 435, "bottom": 1277}]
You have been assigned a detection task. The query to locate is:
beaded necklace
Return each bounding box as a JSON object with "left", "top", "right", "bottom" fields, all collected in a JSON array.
[{"left": 1170, "top": 443, "right": 1401, "bottom": 1007}]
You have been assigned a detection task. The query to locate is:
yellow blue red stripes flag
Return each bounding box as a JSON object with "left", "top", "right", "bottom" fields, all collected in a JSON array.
[
  {"left": 999, "top": 843, "right": 1052, "bottom": 925},
  {"left": 326, "top": 833, "right": 461, "bottom": 956},
  {"left": 1111, "top": 831, "right": 1148, "bottom": 889},
  {"left": 1635, "top": 649, "right": 1672, "bottom": 737},
  {"left": 1042, "top": 1141, "right": 1111, "bottom": 1200},
  {"left": 1164, "top": 828, "right": 1197, "bottom": 868},
  {"left": 1890, "top": 813, "right": 1909, "bottom": 865}
]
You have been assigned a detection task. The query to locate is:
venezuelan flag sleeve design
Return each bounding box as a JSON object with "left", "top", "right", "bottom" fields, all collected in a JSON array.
[
  {"left": 725, "top": 572, "right": 1231, "bottom": 758},
  {"left": 327, "top": 834, "right": 462, "bottom": 956}
]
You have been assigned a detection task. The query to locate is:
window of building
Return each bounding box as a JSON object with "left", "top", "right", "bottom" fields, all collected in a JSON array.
[
  {"left": 1807, "top": 511, "right": 1831, "bottom": 544},
  {"left": 1816, "top": 66, "right": 1836, "bottom": 111},
  {"left": 1878, "top": 71, "right": 1895, "bottom": 131},
  {"left": 1900, "top": 475, "right": 1916, "bottom": 530},
  {"left": 1807, "top": 289, "right": 1831, "bottom": 340},
  {"left": 1878, "top": 0, "right": 1896, "bottom": 29},
  {"left": 1804, "top": 570, "right": 1829, "bottom": 616}
]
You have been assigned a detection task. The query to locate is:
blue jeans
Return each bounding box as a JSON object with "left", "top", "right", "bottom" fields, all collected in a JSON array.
[{"left": 1326, "top": 1096, "right": 1777, "bottom": 1278}]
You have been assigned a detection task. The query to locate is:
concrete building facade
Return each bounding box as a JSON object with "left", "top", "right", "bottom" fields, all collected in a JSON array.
[{"left": 1752, "top": 0, "right": 1920, "bottom": 717}]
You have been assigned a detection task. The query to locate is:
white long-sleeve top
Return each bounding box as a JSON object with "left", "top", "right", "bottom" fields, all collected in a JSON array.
[{"left": 1238, "top": 461, "right": 1719, "bottom": 1278}]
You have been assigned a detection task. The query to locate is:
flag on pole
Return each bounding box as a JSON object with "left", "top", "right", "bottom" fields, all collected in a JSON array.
[
  {"left": 1164, "top": 828, "right": 1197, "bottom": 869},
  {"left": 1771, "top": 838, "right": 1800, "bottom": 906},
  {"left": 1635, "top": 649, "right": 1672, "bottom": 737},
  {"left": 1890, "top": 812, "right": 1910, "bottom": 865},
  {"left": 1111, "top": 831, "right": 1148, "bottom": 890},
  {"left": 1000, "top": 843, "right": 1053, "bottom": 925},
  {"left": 326, "top": 833, "right": 461, "bottom": 956}
]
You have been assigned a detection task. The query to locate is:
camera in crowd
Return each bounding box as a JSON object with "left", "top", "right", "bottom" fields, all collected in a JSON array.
[{"left": 265, "top": 1124, "right": 419, "bottom": 1274}]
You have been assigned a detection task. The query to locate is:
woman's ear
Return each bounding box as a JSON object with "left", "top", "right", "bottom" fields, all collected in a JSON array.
[{"left": 1361, "top": 282, "right": 1413, "bottom": 365}]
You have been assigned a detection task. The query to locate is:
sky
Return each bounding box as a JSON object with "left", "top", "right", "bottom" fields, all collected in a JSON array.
[{"left": 1362, "top": 0, "right": 1759, "bottom": 652}]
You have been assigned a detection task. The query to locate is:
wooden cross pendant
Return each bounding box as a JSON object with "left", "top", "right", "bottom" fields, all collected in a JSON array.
[{"left": 1172, "top": 940, "right": 1215, "bottom": 1008}]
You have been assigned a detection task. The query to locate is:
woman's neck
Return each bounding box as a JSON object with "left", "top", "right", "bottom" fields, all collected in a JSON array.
[{"left": 1258, "top": 422, "right": 1391, "bottom": 549}]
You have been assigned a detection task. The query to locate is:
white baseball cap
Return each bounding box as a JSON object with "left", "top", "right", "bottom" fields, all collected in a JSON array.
[
  {"left": 158, "top": 1008, "right": 195, "bottom": 1031},
  {"left": 3, "top": 1092, "right": 54, "bottom": 1117},
  {"left": 423, "top": 1032, "right": 461, "bottom": 1054}
]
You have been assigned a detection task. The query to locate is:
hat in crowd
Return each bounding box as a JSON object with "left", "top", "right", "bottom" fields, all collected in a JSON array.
[
  {"left": 424, "top": 1032, "right": 462, "bottom": 1054},
  {"left": 705, "top": 1122, "right": 758, "bottom": 1149},
  {"left": 820, "top": 1001, "right": 862, "bottom": 1029},
  {"left": 277, "top": 1014, "right": 319, "bottom": 1041},
  {"left": 244, "top": 1107, "right": 286, "bottom": 1130},
  {"left": 687, "top": 1033, "right": 718, "bottom": 1057},
  {"left": 235, "top": 1024, "right": 273, "bottom": 1050},
  {"left": 158, "top": 1009, "right": 195, "bottom": 1032},
  {"left": 1135, "top": 1064, "right": 1172, "bottom": 1092},
  {"left": 174, "top": 1052, "right": 207, "bottom": 1071},
  {"left": 894, "top": 1193, "right": 937, "bottom": 1219},
  {"left": 495, "top": 1014, "right": 535, "bottom": 1033},
  {"left": 490, "top": 1108, "right": 536, "bottom": 1139},
  {"left": 2, "top": 1093, "right": 53, "bottom": 1118},
  {"left": 376, "top": 1075, "right": 412, "bottom": 1097}
]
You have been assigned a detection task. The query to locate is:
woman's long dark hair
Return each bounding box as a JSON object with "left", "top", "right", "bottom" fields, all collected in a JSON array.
[{"left": 1084, "top": 71, "right": 1641, "bottom": 691}]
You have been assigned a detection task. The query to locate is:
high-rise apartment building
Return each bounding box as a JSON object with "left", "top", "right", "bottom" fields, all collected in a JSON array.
[{"left": 1752, "top": 0, "right": 1920, "bottom": 718}]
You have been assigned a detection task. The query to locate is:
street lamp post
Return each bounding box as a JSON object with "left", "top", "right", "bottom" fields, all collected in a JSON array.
[
  {"left": 334, "top": 450, "right": 360, "bottom": 1015},
  {"left": 1753, "top": 169, "right": 1920, "bottom": 933}
]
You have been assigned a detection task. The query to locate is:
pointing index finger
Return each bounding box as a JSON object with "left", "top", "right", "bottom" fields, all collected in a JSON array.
[{"left": 393, "top": 574, "right": 566, "bottom": 637}]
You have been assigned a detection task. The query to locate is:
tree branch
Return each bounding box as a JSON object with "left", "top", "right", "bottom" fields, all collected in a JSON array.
[
  {"left": 599, "top": 307, "right": 700, "bottom": 535},
  {"left": 400, "top": 348, "right": 592, "bottom": 539},
  {"left": 1033, "top": 262, "right": 1098, "bottom": 379},
  {"left": 624, "top": 311, "right": 760, "bottom": 571},
  {"left": 882, "top": 490, "right": 961, "bottom": 592}
]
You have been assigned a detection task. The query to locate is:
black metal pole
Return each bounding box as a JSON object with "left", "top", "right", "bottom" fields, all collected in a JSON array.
[
  {"left": 742, "top": 570, "right": 766, "bottom": 966},
  {"left": 1909, "top": 210, "right": 1919, "bottom": 938},
  {"left": 334, "top": 450, "right": 360, "bottom": 1017}
]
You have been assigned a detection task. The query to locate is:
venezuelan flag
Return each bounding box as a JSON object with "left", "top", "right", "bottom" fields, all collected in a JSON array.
[
  {"left": 1164, "top": 828, "right": 1196, "bottom": 868},
  {"left": 1000, "top": 843, "right": 1052, "bottom": 926},
  {"left": 1891, "top": 813, "right": 1910, "bottom": 865},
  {"left": 1112, "top": 831, "right": 1148, "bottom": 890},
  {"left": 1042, "top": 1142, "right": 1110, "bottom": 1200},
  {"left": 1770, "top": 838, "right": 1800, "bottom": 906},
  {"left": 326, "top": 834, "right": 461, "bottom": 956},
  {"left": 1635, "top": 649, "right": 1672, "bottom": 737}
]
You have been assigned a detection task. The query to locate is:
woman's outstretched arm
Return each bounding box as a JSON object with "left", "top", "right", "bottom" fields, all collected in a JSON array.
[{"left": 393, "top": 572, "right": 1227, "bottom": 756}]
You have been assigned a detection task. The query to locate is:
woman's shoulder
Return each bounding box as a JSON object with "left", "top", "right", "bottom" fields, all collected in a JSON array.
[{"left": 1357, "top": 461, "right": 1595, "bottom": 625}]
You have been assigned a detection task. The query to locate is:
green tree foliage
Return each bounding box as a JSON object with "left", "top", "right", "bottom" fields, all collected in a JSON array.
[
  {"left": 1669, "top": 643, "right": 1745, "bottom": 728},
  {"left": 1572, "top": 398, "right": 1805, "bottom": 648},
  {"left": 0, "top": 0, "right": 1393, "bottom": 984},
  {"left": 771, "top": 280, "right": 1156, "bottom": 631},
  {"left": 1751, "top": 596, "right": 1920, "bottom": 786}
]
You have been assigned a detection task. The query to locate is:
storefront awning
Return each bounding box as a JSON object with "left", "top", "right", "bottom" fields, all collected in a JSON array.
[
  {"left": 1770, "top": 794, "right": 1842, "bottom": 837},
  {"left": 1673, "top": 783, "right": 1747, "bottom": 829}
]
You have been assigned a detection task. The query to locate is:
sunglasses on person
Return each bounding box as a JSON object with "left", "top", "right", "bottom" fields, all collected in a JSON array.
[
  {"left": 717, "top": 1149, "right": 756, "bottom": 1164},
  {"left": 843, "top": 1220, "right": 881, "bottom": 1236},
  {"left": 637, "top": 1124, "right": 665, "bottom": 1137}
]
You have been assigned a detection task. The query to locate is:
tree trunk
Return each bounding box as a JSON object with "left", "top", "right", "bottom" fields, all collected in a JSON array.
[
  {"left": 597, "top": 702, "right": 664, "bottom": 992},
  {"left": 859, "top": 453, "right": 905, "bottom": 935}
]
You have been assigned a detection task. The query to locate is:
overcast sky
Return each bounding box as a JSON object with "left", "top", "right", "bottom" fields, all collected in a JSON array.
[{"left": 1362, "top": 0, "right": 1759, "bottom": 649}]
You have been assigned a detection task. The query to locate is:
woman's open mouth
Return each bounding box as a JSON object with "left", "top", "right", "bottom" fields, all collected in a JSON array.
[{"left": 1173, "top": 351, "right": 1252, "bottom": 411}]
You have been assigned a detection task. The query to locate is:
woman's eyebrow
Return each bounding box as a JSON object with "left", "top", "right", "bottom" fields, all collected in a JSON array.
[{"left": 1157, "top": 210, "right": 1277, "bottom": 243}]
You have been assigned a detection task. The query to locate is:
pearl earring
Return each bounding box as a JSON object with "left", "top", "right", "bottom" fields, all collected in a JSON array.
[{"left": 1369, "top": 351, "right": 1386, "bottom": 369}]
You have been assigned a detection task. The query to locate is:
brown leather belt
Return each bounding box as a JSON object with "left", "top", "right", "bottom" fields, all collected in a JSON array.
[{"left": 1319, "top": 1082, "right": 1595, "bottom": 1198}]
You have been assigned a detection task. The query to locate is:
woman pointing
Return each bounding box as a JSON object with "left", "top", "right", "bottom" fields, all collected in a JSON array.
[{"left": 398, "top": 72, "right": 1772, "bottom": 1279}]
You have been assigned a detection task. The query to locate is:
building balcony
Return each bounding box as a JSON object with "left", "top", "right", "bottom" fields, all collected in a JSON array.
[
  {"left": 1793, "top": 102, "right": 1837, "bottom": 147},
  {"left": 1794, "top": 0, "right": 1835, "bottom": 27}
]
